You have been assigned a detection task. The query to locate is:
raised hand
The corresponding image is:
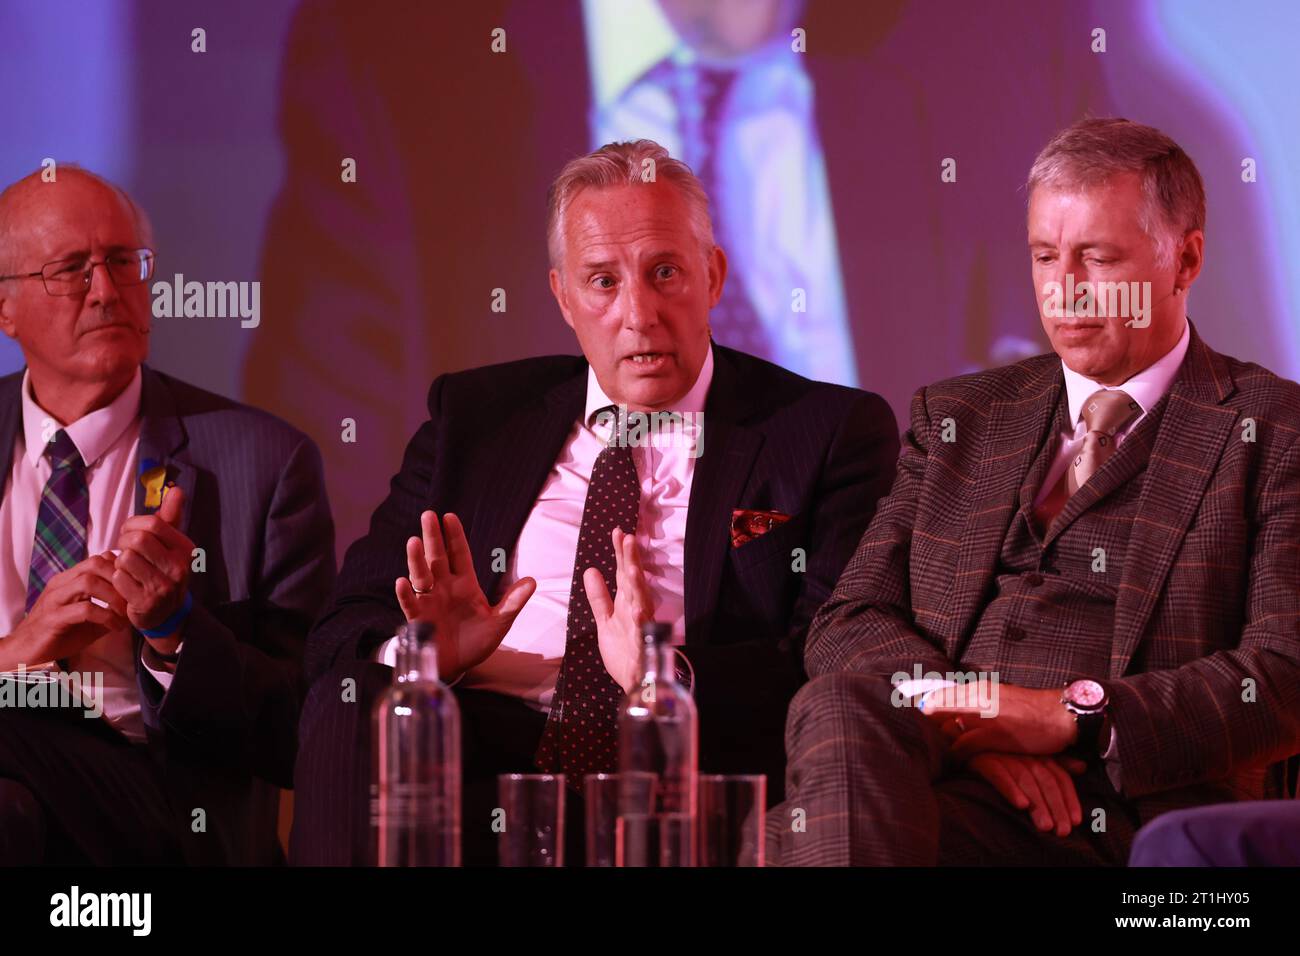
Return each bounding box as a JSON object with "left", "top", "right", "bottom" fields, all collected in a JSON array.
[
  {"left": 583, "top": 527, "right": 654, "bottom": 694},
  {"left": 113, "top": 484, "right": 194, "bottom": 643},
  {"left": 394, "top": 511, "right": 535, "bottom": 683}
]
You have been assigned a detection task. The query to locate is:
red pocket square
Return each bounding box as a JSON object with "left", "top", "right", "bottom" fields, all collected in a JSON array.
[{"left": 730, "top": 509, "right": 792, "bottom": 548}]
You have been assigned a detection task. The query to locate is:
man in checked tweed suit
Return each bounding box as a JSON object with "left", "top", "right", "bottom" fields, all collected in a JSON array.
[{"left": 771, "top": 118, "right": 1300, "bottom": 865}]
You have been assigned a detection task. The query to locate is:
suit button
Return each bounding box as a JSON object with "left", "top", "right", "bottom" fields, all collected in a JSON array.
[
  {"left": 1005, "top": 626, "right": 1027, "bottom": 642},
  {"left": 1025, "top": 572, "right": 1044, "bottom": 587}
]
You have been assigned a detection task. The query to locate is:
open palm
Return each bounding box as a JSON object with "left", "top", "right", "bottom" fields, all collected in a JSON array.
[{"left": 394, "top": 511, "right": 535, "bottom": 682}]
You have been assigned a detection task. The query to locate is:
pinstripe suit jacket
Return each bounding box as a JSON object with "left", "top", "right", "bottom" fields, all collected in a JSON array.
[
  {"left": 808, "top": 323, "right": 1300, "bottom": 824},
  {"left": 0, "top": 365, "right": 336, "bottom": 864},
  {"left": 305, "top": 344, "right": 899, "bottom": 789}
]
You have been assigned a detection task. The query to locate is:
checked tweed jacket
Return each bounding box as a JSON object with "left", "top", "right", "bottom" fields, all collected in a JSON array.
[{"left": 807, "top": 322, "right": 1300, "bottom": 826}]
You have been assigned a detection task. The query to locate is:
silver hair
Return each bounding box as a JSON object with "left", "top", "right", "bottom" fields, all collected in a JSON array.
[
  {"left": 546, "top": 139, "right": 714, "bottom": 270},
  {"left": 1027, "top": 118, "right": 1205, "bottom": 269},
  {"left": 0, "top": 165, "right": 154, "bottom": 276}
]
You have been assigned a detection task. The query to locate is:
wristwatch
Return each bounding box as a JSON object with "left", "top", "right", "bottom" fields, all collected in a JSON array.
[{"left": 1061, "top": 678, "right": 1108, "bottom": 755}]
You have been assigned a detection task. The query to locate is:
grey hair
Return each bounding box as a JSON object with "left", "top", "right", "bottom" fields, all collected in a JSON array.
[
  {"left": 546, "top": 139, "right": 715, "bottom": 270},
  {"left": 0, "top": 164, "right": 154, "bottom": 276},
  {"left": 1027, "top": 118, "right": 1205, "bottom": 269}
]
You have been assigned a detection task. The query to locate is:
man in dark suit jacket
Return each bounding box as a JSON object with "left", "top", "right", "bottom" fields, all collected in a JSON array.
[
  {"left": 291, "top": 140, "right": 899, "bottom": 865},
  {"left": 0, "top": 168, "right": 335, "bottom": 864},
  {"left": 770, "top": 120, "right": 1300, "bottom": 865}
]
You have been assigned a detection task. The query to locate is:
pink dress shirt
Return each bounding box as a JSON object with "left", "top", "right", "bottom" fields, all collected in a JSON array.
[{"left": 0, "top": 368, "right": 171, "bottom": 742}]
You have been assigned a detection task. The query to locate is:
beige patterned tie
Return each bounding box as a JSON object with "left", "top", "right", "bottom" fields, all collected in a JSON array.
[{"left": 1035, "top": 389, "right": 1142, "bottom": 531}]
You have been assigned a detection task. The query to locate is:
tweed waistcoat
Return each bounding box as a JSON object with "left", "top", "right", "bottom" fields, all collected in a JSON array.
[{"left": 958, "top": 392, "right": 1169, "bottom": 688}]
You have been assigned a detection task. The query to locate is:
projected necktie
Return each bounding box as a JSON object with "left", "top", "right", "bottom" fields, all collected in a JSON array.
[
  {"left": 680, "top": 63, "right": 771, "bottom": 360},
  {"left": 26, "top": 429, "right": 89, "bottom": 610},
  {"left": 535, "top": 408, "right": 639, "bottom": 780}
]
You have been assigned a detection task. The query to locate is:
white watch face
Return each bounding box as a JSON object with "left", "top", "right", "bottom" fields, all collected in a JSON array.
[{"left": 1068, "top": 679, "right": 1105, "bottom": 708}]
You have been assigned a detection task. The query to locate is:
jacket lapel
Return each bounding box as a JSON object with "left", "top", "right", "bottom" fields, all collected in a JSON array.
[
  {"left": 0, "top": 372, "right": 23, "bottom": 489},
  {"left": 947, "top": 359, "right": 1061, "bottom": 644},
  {"left": 134, "top": 367, "right": 197, "bottom": 532},
  {"left": 1042, "top": 402, "right": 1161, "bottom": 546},
  {"left": 1111, "top": 326, "right": 1238, "bottom": 675},
  {"left": 1017, "top": 390, "right": 1069, "bottom": 525},
  {"left": 683, "top": 347, "right": 764, "bottom": 646},
  {"left": 467, "top": 368, "right": 587, "bottom": 602}
]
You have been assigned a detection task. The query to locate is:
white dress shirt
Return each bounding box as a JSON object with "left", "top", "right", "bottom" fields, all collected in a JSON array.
[
  {"left": 0, "top": 368, "right": 174, "bottom": 742},
  {"left": 1034, "top": 320, "right": 1192, "bottom": 508}
]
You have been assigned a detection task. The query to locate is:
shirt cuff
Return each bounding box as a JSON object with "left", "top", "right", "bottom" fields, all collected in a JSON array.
[
  {"left": 140, "top": 641, "right": 181, "bottom": 690},
  {"left": 376, "top": 633, "right": 463, "bottom": 686},
  {"left": 377, "top": 635, "right": 400, "bottom": 668},
  {"left": 1101, "top": 720, "right": 1123, "bottom": 792}
]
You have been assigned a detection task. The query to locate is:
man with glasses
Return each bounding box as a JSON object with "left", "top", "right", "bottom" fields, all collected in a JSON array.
[
  {"left": 3, "top": 249, "right": 156, "bottom": 295},
  {"left": 0, "top": 167, "right": 336, "bottom": 864}
]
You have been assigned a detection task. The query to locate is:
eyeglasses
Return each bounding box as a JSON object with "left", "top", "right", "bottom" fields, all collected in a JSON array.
[{"left": 0, "top": 248, "right": 155, "bottom": 297}]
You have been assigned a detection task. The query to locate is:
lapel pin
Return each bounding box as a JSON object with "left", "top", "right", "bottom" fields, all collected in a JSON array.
[{"left": 139, "top": 458, "right": 168, "bottom": 511}]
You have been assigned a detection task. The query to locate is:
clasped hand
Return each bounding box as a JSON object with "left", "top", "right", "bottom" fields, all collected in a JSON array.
[
  {"left": 919, "top": 680, "right": 1084, "bottom": 836},
  {"left": 2, "top": 486, "right": 193, "bottom": 669}
]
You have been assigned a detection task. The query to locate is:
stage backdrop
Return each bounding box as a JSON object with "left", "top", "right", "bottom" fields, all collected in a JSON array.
[{"left": 2, "top": 0, "right": 1296, "bottom": 555}]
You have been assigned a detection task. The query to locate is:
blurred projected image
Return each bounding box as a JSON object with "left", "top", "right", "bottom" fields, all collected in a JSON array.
[{"left": 248, "top": 0, "right": 1122, "bottom": 548}]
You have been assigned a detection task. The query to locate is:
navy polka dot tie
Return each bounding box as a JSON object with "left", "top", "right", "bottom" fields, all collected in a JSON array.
[{"left": 535, "top": 407, "right": 640, "bottom": 781}]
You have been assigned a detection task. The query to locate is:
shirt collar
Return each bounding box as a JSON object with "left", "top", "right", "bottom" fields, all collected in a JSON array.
[
  {"left": 584, "top": 344, "right": 714, "bottom": 427},
  {"left": 583, "top": 0, "right": 801, "bottom": 109},
  {"left": 583, "top": 0, "right": 678, "bottom": 110},
  {"left": 1061, "top": 320, "right": 1191, "bottom": 428},
  {"left": 22, "top": 366, "right": 143, "bottom": 468}
]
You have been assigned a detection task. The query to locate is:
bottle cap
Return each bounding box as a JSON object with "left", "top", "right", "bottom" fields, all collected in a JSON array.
[
  {"left": 640, "top": 621, "right": 672, "bottom": 645},
  {"left": 400, "top": 620, "right": 435, "bottom": 645}
]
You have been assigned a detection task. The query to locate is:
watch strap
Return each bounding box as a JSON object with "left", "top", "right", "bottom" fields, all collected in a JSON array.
[{"left": 1073, "top": 709, "right": 1105, "bottom": 756}]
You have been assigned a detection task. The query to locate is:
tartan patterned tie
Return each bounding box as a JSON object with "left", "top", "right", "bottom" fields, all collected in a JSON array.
[
  {"left": 535, "top": 407, "right": 640, "bottom": 781},
  {"left": 26, "top": 429, "right": 89, "bottom": 611},
  {"left": 1034, "top": 389, "right": 1141, "bottom": 532}
]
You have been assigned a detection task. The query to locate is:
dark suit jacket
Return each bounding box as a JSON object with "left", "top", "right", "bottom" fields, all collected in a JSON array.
[
  {"left": 807, "top": 323, "right": 1300, "bottom": 826},
  {"left": 0, "top": 365, "right": 336, "bottom": 864},
  {"left": 306, "top": 344, "right": 899, "bottom": 793}
]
